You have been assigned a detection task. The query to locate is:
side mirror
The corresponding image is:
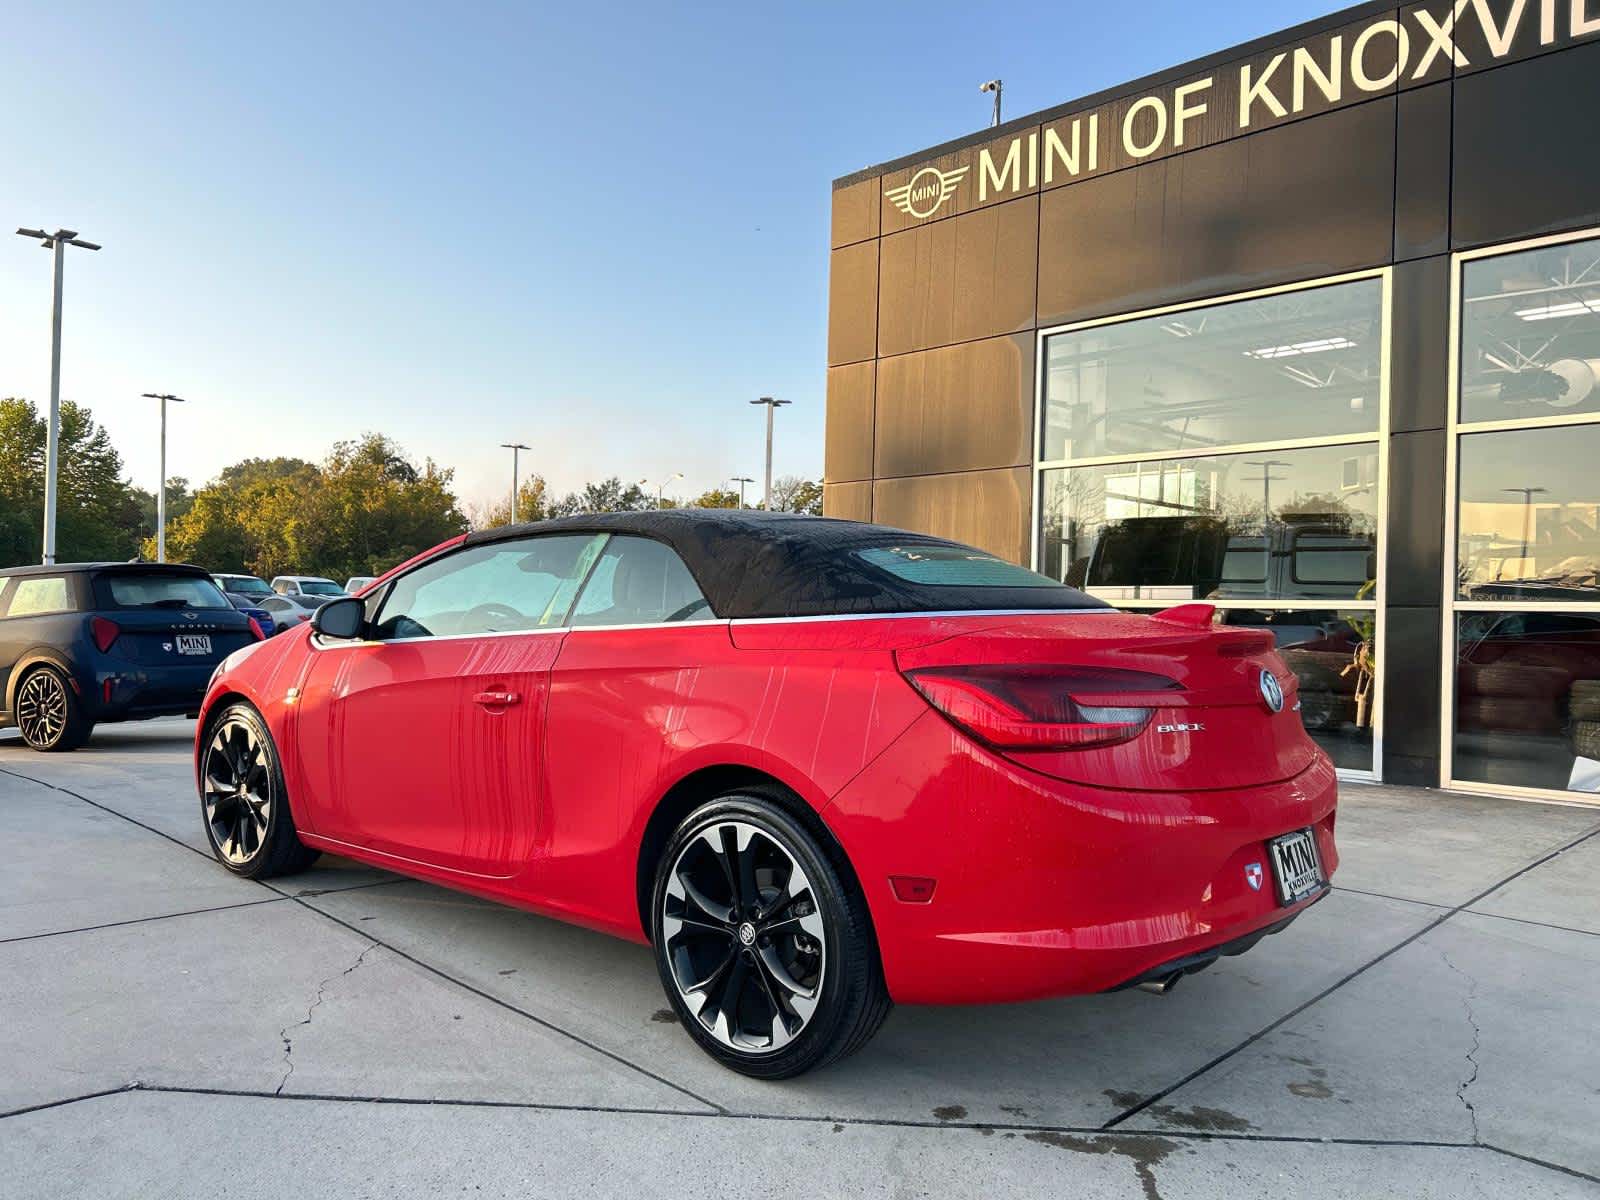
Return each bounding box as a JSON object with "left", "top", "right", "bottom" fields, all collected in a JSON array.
[{"left": 312, "top": 595, "right": 365, "bottom": 640}]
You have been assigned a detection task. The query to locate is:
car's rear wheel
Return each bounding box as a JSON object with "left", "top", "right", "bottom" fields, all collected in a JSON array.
[
  {"left": 650, "top": 790, "right": 891, "bottom": 1078},
  {"left": 15, "top": 666, "right": 92, "bottom": 752},
  {"left": 200, "top": 702, "right": 320, "bottom": 878}
]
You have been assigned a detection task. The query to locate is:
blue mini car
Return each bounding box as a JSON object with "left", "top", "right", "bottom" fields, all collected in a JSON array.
[{"left": 0, "top": 562, "right": 259, "bottom": 751}]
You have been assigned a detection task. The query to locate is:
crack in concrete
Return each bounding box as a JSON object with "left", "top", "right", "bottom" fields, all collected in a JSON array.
[
  {"left": 1439, "top": 948, "right": 1482, "bottom": 1144},
  {"left": 276, "top": 942, "right": 380, "bottom": 1096}
]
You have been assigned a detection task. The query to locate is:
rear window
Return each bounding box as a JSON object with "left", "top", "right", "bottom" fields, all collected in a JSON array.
[
  {"left": 217, "top": 575, "right": 273, "bottom": 597},
  {"left": 297, "top": 580, "right": 345, "bottom": 596},
  {"left": 100, "top": 573, "right": 231, "bottom": 610},
  {"left": 855, "top": 545, "right": 1059, "bottom": 588}
]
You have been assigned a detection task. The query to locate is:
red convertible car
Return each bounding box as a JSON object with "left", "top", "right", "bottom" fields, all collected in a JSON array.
[{"left": 196, "top": 511, "right": 1337, "bottom": 1077}]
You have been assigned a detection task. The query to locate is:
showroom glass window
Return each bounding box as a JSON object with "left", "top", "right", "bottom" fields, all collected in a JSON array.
[
  {"left": 1037, "top": 274, "right": 1387, "bottom": 775},
  {"left": 1448, "top": 233, "right": 1600, "bottom": 801}
]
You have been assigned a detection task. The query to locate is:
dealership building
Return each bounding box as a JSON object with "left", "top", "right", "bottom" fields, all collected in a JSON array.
[{"left": 824, "top": 0, "right": 1600, "bottom": 801}]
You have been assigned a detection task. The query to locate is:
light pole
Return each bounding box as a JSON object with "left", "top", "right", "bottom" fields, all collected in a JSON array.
[
  {"left": 656, "top": 472, "right": 682, "bottom": 509},
  {"left": 1502, "top": 486, "right": 1548, "bottom": 574},
  {"left": 731, "top": 476, "right": 755, "bottom": 509},
  {"left": 980, "top": 79, "right": 1003, "bottom": 127},
  {"left": 17, "top": 227, "right": 101, "bottom": 564},
  {"left": 749, "top": 397, "right": 791, "bottom": 511},
  {"left": 1244, "top": 459, "right": 1291, "bottom": 580},
  {"left": 500, "top": 442, "right": 530, "bottom": 523},
  {"left": 141, "top": 393, "right": 186, "bottom": 563}
]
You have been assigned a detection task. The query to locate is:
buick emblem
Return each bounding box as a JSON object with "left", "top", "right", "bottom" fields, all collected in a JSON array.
[
  {"left": 1244, "top": 863, "right": 1264, "bottom": 891},
  {"left": 1259, "top": 669, "right": 1285, "bottom": 714},
  {"left": 737, "top": 922, "right": 757, "bottom": 947}
]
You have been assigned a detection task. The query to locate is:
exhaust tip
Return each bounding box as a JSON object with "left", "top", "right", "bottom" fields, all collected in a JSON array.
[{"left": 1137, "top": 973, "right": 1180, "bottom": 995}]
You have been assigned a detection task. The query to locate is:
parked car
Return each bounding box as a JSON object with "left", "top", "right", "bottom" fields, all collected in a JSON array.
[
  {"left": 256, "top": 593, "right": 320, "bottom": 632},
  {"left": 223, "top": 593, "right": 276, "bottom": 637},
  {"left": 197, "top": 511, "right": 1337, "bottom": 1077},
  {"left": 270, "top": 575, "right": 345, "bottom": 600},
  {"left": 343, "top": 576, "right": 377, "bottom": 594},
  {"left": 2, "top": 563, "right": 259, "bottom": 752},
  {"left": 212, "top": 572, "right": 275, "bottom": 603}
]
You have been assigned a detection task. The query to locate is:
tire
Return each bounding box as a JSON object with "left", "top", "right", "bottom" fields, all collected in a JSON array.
[
  {"left": 649, "top": 788, "right": 890, "bottom": 1079},
  {"left": 14, "top": 665, "right": 93, "bottom": 752},
  {"left": 198, "top": 702, "right": 320, "bottom": 878},
  {"left": 1570, "top": 680, "right": 1600, "bottom": 723},
  {"left": 1573, "top": 721, "right": 1600, "bottom": 761},
  {"left": 1459, "top": 663, "right": 1568, "bottom": 700},
  {"left": 1456, "top": 695, "right": 1562, "bottom": 735},
  {"left": 1296, "top": 689, "right": 1357, "bottom": 732}
]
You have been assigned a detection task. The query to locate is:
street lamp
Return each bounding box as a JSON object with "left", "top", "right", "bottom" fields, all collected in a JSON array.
[
  {"left": 980, "top": 79, "right": 1003, "bottom": 127},
  {"left": 731, "top": 476, "right": 755, "bottom": 509},
  {"left": 656, "top": 471, "right": 682, "bottom": 509},
  {"left": 500, "top": 442, "right": 530, "bottom": 523},
  {"left": 141, "top": 393, "right": 186, "bottom": 563},
  {"left": 749, "top": 397, "right": 792, "bottom": 511},
  {"left": 1502, "top": 486, "right": 1548, "bottom": 574},
  {"left": 17, "top": 227, "right": 102, "bottom": 564}
]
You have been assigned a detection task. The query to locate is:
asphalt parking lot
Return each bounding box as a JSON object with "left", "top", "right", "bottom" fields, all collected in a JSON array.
[{"left": 2, "top": 719, "right": 1597, "bottom": 1198}]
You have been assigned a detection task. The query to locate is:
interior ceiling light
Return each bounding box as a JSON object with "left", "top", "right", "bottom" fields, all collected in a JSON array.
[
  {"left": 1243, "top": 336, "right": 1356, "bottom": 360},
  {"left": 1515, "top": 299, "right": 1600, "bottom": 321}
]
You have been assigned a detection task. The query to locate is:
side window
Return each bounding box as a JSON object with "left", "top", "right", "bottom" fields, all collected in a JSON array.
[
  {"left": 569, "top": 536, "right": 711, "bottom": 627},
  {"left": 6, "top": 575, "right": 74, "bottom": 618},
  {"left": 372, "top": 534, "right": 606, "bottom": 641}
]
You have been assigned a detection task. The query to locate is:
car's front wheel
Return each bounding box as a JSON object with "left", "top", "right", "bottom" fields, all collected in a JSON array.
[
  {"left": 650, "top": 790, "right": 891, "bottom": 1078},
  {"left": 199, "top": 702, "right": 320, "bottom": 878},
  {"left": 14, "top": 665, "right": 92, "bottom": 752}
]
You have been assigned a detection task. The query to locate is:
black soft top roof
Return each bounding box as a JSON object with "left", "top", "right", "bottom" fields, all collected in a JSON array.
[{"left": 462, "top": 510, "right": 1107, "bottom": 620}]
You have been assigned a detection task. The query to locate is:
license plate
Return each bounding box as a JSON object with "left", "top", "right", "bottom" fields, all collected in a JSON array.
[
  {"left": 1268, "top": 827, "right": 1325, "bottom": 905},
  {"left": 175, "top": 634, "right": 213, "bottom": 656}
]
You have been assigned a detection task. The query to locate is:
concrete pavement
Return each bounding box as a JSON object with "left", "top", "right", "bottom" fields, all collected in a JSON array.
[{"left": 2, "top": 719, "right": 1597, "bottom": 1198}]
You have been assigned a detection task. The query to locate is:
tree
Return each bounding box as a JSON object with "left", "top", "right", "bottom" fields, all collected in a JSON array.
[
  {"left": 156, "top": 433, "right": 468, "bottom": 579},
  {"left": 0, "top": 397, "right": 145, "bottom": 567},
  {"left": 768, "top": 475, "right": 823, "bottom": 516},
  {"left": 476, "top": 475, "right": 553, "bottom": 529},
  {"left": 687, "top": 487, "right": 740, "bottom": 509},
  {"left": 548, "top": 476, "right": 654, "bottom": 516}
]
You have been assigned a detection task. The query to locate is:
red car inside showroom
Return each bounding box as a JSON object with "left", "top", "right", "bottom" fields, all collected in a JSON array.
[{"left": 195, "top": 510, "right": 1336, "bottom": 1077}]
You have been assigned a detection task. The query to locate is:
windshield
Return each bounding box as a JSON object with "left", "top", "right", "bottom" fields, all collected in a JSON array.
[
  {"left": 217, "top": 575, "right": 272, "bottom": 597},
  {"left": 298, "top": 580, "right": 345, "bottom": 596},
  {"left": 101, "top": 573, "right": 231, "bottom": 610}
]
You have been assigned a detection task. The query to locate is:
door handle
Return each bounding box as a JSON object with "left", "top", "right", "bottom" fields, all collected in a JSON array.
[{"left": 473, "top": 690, "right": 522, "bottom": 707}]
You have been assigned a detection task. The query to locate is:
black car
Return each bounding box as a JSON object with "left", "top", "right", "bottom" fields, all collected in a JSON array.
[{"left": 0, "top": 562, "right": 258, "bottom": 752}]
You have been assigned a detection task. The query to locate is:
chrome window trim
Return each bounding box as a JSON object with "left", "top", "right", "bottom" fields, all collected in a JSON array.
[{"left": 308, "top": 607, "right": 1121, "bottom": 649}]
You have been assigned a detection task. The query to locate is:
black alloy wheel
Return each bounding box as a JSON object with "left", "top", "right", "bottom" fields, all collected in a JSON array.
[
  {"left": 651, "top": 790, "right": 891, "bottom": 1078},
  {"left": 15, "top": 666, "right": 91, "bottom": 752},
  {"left": 199, "top": 703, "right": 320, "bottom": 878}
]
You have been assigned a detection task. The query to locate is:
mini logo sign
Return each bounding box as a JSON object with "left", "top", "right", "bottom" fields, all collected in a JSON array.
[
  {"left": 1259, "top": 669, "right": 1285, "bottom": 714},
  {"left": 1244, "top": 863, "right": 1264, "bottom": 891},
  {"left": 885, "top": 165, "right": 969, "bottom": 220}
]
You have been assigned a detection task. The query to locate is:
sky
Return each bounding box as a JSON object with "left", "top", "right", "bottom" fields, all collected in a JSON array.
[{"left": 0, "top": 0, "right": 1336, "bottom": 515}]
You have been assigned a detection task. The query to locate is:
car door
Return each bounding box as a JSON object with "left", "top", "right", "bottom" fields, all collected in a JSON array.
[
  {"left": 295, "top": 532, "right": 606, "bottom": 876},
  {"left": 540, "top": 535, "right": 723, "bottom": 920}
]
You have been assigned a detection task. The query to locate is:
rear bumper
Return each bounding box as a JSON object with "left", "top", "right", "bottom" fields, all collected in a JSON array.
[
  {"left": 824, "top": 711, "right": 1340, "bottom": 1005},
  {"left": 82, "top": 662, "right": 217, "bottom": 722}
]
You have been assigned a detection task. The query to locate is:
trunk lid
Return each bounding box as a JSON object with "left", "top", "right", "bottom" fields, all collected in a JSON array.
[{"left": 895, "top": 609, "right": 1316, "bottom": 791}]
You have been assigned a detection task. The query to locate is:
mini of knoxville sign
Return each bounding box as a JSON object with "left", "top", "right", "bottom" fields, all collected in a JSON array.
[{"left": 885, "top": 0, "right": 1600, "bottom": 220}]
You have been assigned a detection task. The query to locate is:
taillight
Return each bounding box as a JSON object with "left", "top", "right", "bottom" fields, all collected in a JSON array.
[
  {"left": 901, "top": 664, "right": 1179, "bottom": 751},
  {"left": 90, "top": 616, "right": 120, "bottom": 653},
  {"left": 248, "top": 617, "right": 266, "bottom": 641}
]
